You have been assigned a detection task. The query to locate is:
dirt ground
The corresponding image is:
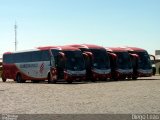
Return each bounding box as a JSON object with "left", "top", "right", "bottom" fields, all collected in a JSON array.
[{"left": 0, "top": 76, "right": 160, "bottom": 114}]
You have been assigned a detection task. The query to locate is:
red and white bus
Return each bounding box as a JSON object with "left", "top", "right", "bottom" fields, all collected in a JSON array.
[
  {"left": 68, "top": 44, "right": 111, "bottom": 81},
  {"left": 2, "top": 48, "right": 57, "bottom": 83},
  {"left": 124, "top": 47, "right": 152, "bottom": 79},
  {"left": 105, "top": 47, "right": 133, "bottom": 80},
  {"left": 2, "top": 46, "right": 86, "bottom": 83},
  {"left": 38, "top": 46, "right": 86, "bottom": 83}
]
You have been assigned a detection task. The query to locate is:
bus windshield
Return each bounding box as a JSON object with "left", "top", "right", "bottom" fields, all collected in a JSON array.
[
  {"left": 51, "top": 49, "right": 61, "bottom": 64},
  {"left": 116, "top": 52, "right": 132, "bottom": 69},
  {"left": 64, "top": 51, "right": 85, "bottom": 71},
  {"left": 136, "top": 51, "right": 152, "bottom": 69},
  {"left": 90, "top": 49, "right": 110, "bottom": 69}
]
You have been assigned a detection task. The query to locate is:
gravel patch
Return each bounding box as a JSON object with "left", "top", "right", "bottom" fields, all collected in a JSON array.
[{"left": 0, "top": 76, "right": 160, "bottom": 114}]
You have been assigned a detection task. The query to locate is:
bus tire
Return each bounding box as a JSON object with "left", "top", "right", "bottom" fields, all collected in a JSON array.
[
  {"left": 91, "top": 76, "right": 96, "bottom": 82},
  {"left": 91, "top": 79, "right": 96, "bottom": 82},
  {"left": 132, "top": 76, "right": 137, "bottom": 80},
  {"left": 16, "top": 74, "right": 25, "bottom": 83},
  {"left": 113, "top": 78, "right": 118, "bottom": 81},
  {"left": 2, "top": 77, "right": 6, "bottom": 82},
  {"left": 48, "top": 73, "right": 57, "bottom": 84},
  {"left": 67, "top": 80, "right": 73, "bottom": 84},
  {"left": 1, "top": 73, "right": 6, "bottom": 82},
  {"left": 32, "top": 80, "right": 40, "bottom": 83},
  {"left": 121, "top": 76, "right": 126, "bottom": 80},
  {"left": 152, "top": 67, "right": 156, "bottom": 75},
  {"left": 113, "top": 76, "right": 118, "bottom": 81}
]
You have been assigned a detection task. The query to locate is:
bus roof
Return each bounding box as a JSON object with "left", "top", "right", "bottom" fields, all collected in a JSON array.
[
  {"left": 37, "top": 46, "right": 61, "bottom": 50},
  {"left": 68, "top": 44, "right": 105, "bottom": 50},
  {"left": 3, "top": 52, "right": 13, "bottom": 55},
  {"left": 105, "top": 47, "right": 129, "bottom": 52},
  {"left": 123, "top": 47, "right": 146, "bottom": 52},
  {"left": 37, "top": 46, "right": 81, "bottom": 51},
  {"left": 3, "top": 49, "right": 41, "bottom": 55},
  {"left": 68, "top": 44, "right": 88, "bottom": 49},
  {"left": 59, "top": 46, "right": 81, "bottom": 51},
  {"left": 82, "top": 44, "right": 105, "bottom": 49}
]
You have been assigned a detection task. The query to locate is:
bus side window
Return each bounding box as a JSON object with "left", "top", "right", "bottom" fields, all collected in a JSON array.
[
  {"left": 3, "top": 54, "right": 13, "bottom": 63},
  {"left": 22, "top": 52, "right": 32, "bottom": 62},
  {"left": 31, "top": 51, "right": 42, "bottom": 62},
  {"left": 13, "top": 53, "right": 23, "bottom": 63},
  {"left": 41, "top": 50, "right": 50, "bottom": 61}
]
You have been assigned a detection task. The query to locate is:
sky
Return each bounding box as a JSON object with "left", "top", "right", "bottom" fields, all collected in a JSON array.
[{"left": 0, "top": 0, "right": 160, "bottom": 56}]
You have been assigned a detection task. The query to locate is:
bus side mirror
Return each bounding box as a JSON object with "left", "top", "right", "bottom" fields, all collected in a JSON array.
[
  {"left": 107, "top": 52, "right": 117, "bottom": 68},
  {"left": 108, "top": 53, "right": 117, "bottom": 60},
  {"left": 58, "top": 52, "right": 66, "bottom": 60},
  {"left": 129, "top": 53, "right": 139, "bottom": 60},
  {"left": 83, "top": 51, "right": 93, "bottom": 59},
  {"left": 83, "top": 52, "right": 93, "bottom": 68},
  {"left": 82, "top": 53, "right": 89, "bottom": 59},
  {"left": 82, "top": 53, "right": 88, "bottom": 57},
  {"left": 149, "top": 54, "right": 155, "bottom": 64}
]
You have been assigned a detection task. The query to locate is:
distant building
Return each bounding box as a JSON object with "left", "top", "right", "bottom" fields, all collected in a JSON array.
[
  {"left": 155, "top": 50, "right": 160, "bottom": 74},
  {"left": 0, "top": 56, "right": 2, "bottom": 63},
  {"left": 155, "top": 50, "right": 160, "bottom": 59}
]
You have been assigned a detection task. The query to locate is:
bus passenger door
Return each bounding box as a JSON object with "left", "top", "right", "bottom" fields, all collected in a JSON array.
[
  {"left": 57, "top": 52, "right": 65, "bottom": 79},
  {"left": 50, "top": 56, "right": 57, "bottom": 80}
]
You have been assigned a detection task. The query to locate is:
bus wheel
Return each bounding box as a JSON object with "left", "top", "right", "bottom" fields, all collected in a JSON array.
[
  {"left": 91, "top": 79, "right": 96, "bottom": 82},
  {"left": 132, "top": 76, "right": 137, "bottom": 80},
  {"left": 113, "top": 76, "right": 118, "bottom": 81},
  {"left": 1, "top": 74, "right": 6, "bottom": 82},
  {"left": 48, "top": 74, "right": 57, "bottom": 84},
  {"left": 121, "top": 76, "right": 126, "bottom": 80},
  {"left": 2, "top": 77, "right": 6, "bottom": 82},
  {"left": 91, "top": 76, "right": 96, "bottom": 82},
  {"left": 32, "top": 80, "right": 40, "bottom": 83},
  {"left": 16, "top": 74, "right": 25, "bottom": 83},
  {"left": 67, "top": 80, "right": 73, "bottom": 84}
]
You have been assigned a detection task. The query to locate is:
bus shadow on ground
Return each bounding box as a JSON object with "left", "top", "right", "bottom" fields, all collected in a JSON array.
[
  {"left": 0, "top": 80, "right": 88, "bottom": 84},
  {"left": 26, "top": 81, "right": 88, "bottom": 85},
  {"left": 91, "top": 77, "right": 160, "bottom": 84},
  {"left": 1, "top": 77, "right": 160, "bottom": 84},
  {"left": 136, "top": 78, "right": 160, "bottom": 81}
]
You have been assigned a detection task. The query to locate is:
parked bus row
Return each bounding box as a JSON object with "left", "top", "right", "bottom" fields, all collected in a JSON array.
[{"left": 1, "top": 44, "right": 152, "bottom": 83}]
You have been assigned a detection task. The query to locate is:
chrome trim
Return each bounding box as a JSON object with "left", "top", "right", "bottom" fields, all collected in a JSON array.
[
  {"left": 116, "top": 69, "right": 133, "bottom": 73},
  {"left": 92, "top": 69, "right": 111, "bottom": 74}
]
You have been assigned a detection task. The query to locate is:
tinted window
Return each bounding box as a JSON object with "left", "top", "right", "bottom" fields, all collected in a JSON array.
[
  {"left": 137, "top": 52, "right": 152, "bottom": 69},
  {"left": 115, "top": 52, "right": 132, "bottom": 69},
  {"left": 3, "top": 50, "right": 50, "bottom": 63},
  {"left": 3, "top": 54, "right": 14, "bottom": 63},
  {"left": 22, "top": 52, "right": 32, "bottom": 62},
  {"left": 51, "top": 49, "right": 61, "bottom": 64},
  {"left": 41, "top": 50, "right": 50, "bottom": 61},
  {"left": 64, "top": 51, "right": 85, "bottom": 70},
  {"left": 51, "top": 49, "right": 60, "bottom": 57},
  {"left": 31, "top": 51, "right": 42, "bottom": 62},
  {"left": 90, "top": 49, "right": 110, "bottom": 69},
  {"left": 129, "top": 51, "right": 152, "bottom": 69}
]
